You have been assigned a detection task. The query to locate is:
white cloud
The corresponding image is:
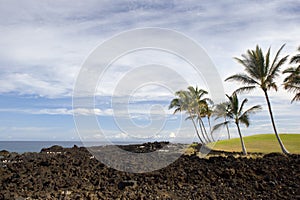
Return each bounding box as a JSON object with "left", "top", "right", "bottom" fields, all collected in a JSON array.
[
  {"left": 1, "top": 0, "right": 299, "bottom": 99},
  {"left": 0, "top": 0, "right": 299, "bottom": 138},
  {"left": 0, "top": 108, "right": 113, "bottom": 116}
]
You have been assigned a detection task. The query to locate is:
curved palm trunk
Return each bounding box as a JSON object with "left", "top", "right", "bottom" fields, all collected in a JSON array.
[
  {"left": 207, "top": 116, "right": 214, "bottom": 141},
  {"left": 199, "top": 118, "right": 211, "bottom": 143},
  {"left": 198, "top": 119, "right": 209, "bottom": 144},
  {"left": 188, "top": 110, "right": 204, "bottom": 144},
  {"left": 236, "top": 122, "right": 247, "bottom": 155},
  {"left": 263, "top": 90, "right": 289, "bottom": 154},
  {"left": 207, "top": 117, "right": 212, "bottom": 132}
]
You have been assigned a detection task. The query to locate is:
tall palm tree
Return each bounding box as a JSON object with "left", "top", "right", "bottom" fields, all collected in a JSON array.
[
  {"left": 169, "top": 90, "right": 205, "bottom": 144},
  {"left": 225, "top": 44, "right": 289, "bottom": 154},
  {"left": 213, "top": 102, "right": 231, "bottom": 139},
  {"left": 213, "top": 93, "right": 262, "bottom": 155},
  {"left": 283, "top": 46, "right": 300, "bottom": 103}
]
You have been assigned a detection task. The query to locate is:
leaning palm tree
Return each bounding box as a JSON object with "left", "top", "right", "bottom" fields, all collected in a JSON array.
[
  {"left": 283, "top": 46, "right": 300, "bottom": 103},
  {"left": 213, "top": 93, "right": 262, "bottom": 155},
  {"left": 169, "top": 90, "right": 205, "bottom": 144},
  {"left": 213, "top": 102, "right": 231, "bottom": 140},
  {"left": 225, "top": 44, "right": 289, "bottom": 154}
]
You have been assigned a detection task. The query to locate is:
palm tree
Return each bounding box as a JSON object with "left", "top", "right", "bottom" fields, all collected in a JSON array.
[
  {"left": 213, "top": 102, "right": 231, "bottom": 139},
  {"left": 187, "top": 86, "right": 212, "bottom": 143},
  {"left": 225, "top": 44, "right": 289, "bottom": 154},
  {"left": 169, "top": 90, "right": 205, "bottom": 144},
  {"left": 283, "top": 46, "right": 300, "bottom": 103},
  {"left": 213, "top": 93, "right": 262, "bottom": 155}
]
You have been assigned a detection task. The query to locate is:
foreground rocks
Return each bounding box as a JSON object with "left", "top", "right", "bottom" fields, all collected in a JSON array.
[{"left": 0, "top": 143, "right": 299, "bottom": 199}]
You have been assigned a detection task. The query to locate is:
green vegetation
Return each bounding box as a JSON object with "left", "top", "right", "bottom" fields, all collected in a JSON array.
[{"left": 211, "top": 134, "right": 300, "bottom": 154}]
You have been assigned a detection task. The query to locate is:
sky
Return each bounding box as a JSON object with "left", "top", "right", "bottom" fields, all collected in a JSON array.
[{"left": 0, "top": 0, "right": 299, "bottom": 142}]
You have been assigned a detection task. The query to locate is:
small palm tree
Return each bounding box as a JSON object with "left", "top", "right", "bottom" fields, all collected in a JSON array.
[
  {"left": 213, "top": 102, "right": 231, "bottom": 139},
  {"left": 213, "top": 93, "right": 262, "bottom": 155},
  {"left": 169, "top": 90, "right": 205, "bottom": 144},
  {"left": 283, "top": 46, "right": 300, "bottom": 103},
  {"left": 225, "top": 44, "right": 289, "bottom": 154},
  {"left": 187, "top": 86, "right": 213, "bottom": 143}
]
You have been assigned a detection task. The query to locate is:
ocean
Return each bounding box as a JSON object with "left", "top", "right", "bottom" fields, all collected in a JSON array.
[{"left": 0, "top": 141, "right": 140, "bottom": 153}]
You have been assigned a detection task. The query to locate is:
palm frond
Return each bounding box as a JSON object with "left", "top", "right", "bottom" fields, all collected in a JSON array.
[
  {"left": 266, "top": 82, "right": 278, "bottom": 91},
  {"left": 234, "top": 57, "right": 250, "bottom": 69},
  {"left": 291, "top": 93, "right": 300, "bottom": 103},
  {"left": 238, "top": 98, "right": 248, "bottom": 115},
  {"left": 173, "top": 107, "right": 181, "bottom": 114},
  {"left": 234, "top": 86, "right": 256, "bottom": 94},
  {"left": 239, "top": 114, "right": 250, "bottom": 127},
  {"left": 268, "top": 55, "right": 288, "bottom": 79},
  {"left": 284, "top": 84, "right": 300, "bottom": 93},
  {"left": 212, "top": 121, "right": 231, "bottom": 133},
  {"left": 290, "top": 55, "right": 300, "bottom": 64},
  {"left": 185, "top": 114, "right": 197, "bottom": 121},
  {"left": 225, "top": 74, "right": 259, "bottom": 85},
  {"left": 270, "top": 44, "right": 286, "bottom": 71},
  {"left": 213, "top": 102, "right": 230, "bottom": 119},
  {"left": 265, "top": 47, "right": 271, "bottom": 73},
  {"left": 244, "top": 105, "right": 263, "bottom": 114},
  {"left": 283, "top": 67, "right": 298, "bottom": 74},
  {"left": 289, "top": 46, "right": 300, "bottom": 64}
]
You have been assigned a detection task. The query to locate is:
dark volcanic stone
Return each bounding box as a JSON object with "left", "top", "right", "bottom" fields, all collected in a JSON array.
[
  {"left": 0, "top": 150, "right": 9, "bottom": 157},
  {"left": 0, "top": 144, "right": 299, "bottom": 199},
  {"left": 117, "top": 141, "right": 170, "bottom": 153},
  {"left": 40, "top": 145, "right": 64, "bottom": 153}
]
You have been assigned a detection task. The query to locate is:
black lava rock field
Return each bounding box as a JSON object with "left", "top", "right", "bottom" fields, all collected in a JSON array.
[{"left": 0, "top": 142, "right": 299, "bottom": 199}]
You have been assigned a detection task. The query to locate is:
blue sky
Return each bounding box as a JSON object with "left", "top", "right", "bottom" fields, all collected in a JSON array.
[{"left": 0, "top": 0, "right": 299, "bottom": 141}]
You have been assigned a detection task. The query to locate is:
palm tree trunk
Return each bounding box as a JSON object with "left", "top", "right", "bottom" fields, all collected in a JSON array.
[
  {"left": 236, "top": 122, "right": 247, "bottom": 155},
  {"left": 225, "top": 117, "right": 230, "bottom": 140},
  {"left": 263, "top": 90, "right": 289, "bottom": 154},
  {"left": 207, "top": 116, "right": 214, "bottom": 141},
  {"left": 198, "top": 119, "right": 209, "bottom": 143},
  {"left": 200, "top": 118, "right": 211, "bottom": 143},
  {"left": 188, "top": 110, "right": 204, "bottom": 144},
  {"left": 208, "top": 117, "right": 212, "bottom": 132}
]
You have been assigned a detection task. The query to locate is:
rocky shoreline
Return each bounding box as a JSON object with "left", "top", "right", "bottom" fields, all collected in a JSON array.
[{"left": 0, "top": 142, "right": 299, "bottom": 199}]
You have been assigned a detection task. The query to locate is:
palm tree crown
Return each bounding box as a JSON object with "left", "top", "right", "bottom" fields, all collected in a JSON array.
[
  {"left": 169, "top": 86, "right": 213, "bottom": 144},
  {"left": 226, "top": 44, "right": 288, "bottom": 93},
  {"left": 225, "top": 93, "right": 262, "bottom": 127},
  {"left": 169, "top": 89, "right": 204, "bottom": 144}
]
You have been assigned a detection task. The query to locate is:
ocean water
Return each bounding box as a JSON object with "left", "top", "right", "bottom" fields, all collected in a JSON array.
[{"left": 0, "top": 141, "right": 140, "bottom": 153}]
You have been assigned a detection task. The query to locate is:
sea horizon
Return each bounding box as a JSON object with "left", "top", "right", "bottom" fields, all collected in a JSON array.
[{"left": 0, "top": 140, "right": 159, "bottom": 153}]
